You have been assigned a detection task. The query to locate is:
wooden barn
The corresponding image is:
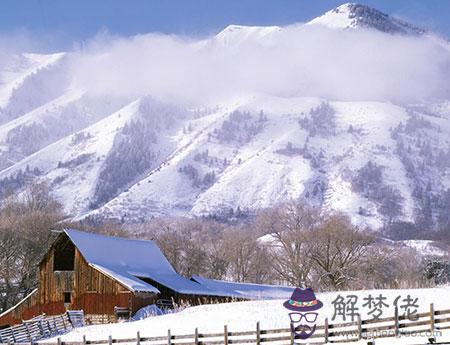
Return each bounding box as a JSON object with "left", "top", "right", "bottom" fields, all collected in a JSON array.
[{"left": 0, "top": 229, "right": 230, "bottom": 327}]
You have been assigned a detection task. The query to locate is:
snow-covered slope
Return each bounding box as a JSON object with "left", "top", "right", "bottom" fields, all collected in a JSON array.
[
  {"left": 81, "top": 95, "right": 450, "bottom": 230},
  {"left": 0, "top": 3, "right": 449, "bottom": 232},
  {"left": 0, "top": 89, "right": 128, "bottom": 171},
  {"left": 212, "top": 25, "right": 280, "bottom": 47},
  {"left": 0, "top": 97, "right": 183, "bottom": 216},
  {"left": 0, "top": 52, "right": 67, "bottom": 123},
  {"left": 0, "top": 100, "right": 139, "bottom": 214},
  {"left": 307, "top": 3, "right": 425, "bottom": 35},
  {"left": 402, "top": 240, "right": 449, "bottom": 257}
]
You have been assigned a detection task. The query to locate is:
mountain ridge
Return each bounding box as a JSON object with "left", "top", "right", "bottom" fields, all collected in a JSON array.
[
  {"left": 307, "top": 3, "right": 426, "bottom": 35},
  {"left": 0, "top": 4, "right": 449, "bottom": 232}
]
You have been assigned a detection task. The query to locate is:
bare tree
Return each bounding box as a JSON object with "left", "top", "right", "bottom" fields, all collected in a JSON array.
[
  {"left": 0, "top": 182, "right": 64, "bottom": 312},
  {"left": 204, "top": 231, "right": 229, "bottom": 280},
  {"left": 257, "top": 202, "right": 320, "bottom": 287},
  {"left": 308, "top": 214, "right": 374, "bottom": 290},
  {"left": 222, "top": 227, "right": 259, "bottom": 282},
  {"left": 362, "top": 245, "right": 428, "bottom": 289},
  {"left": 250, "top": 245, "right": 276, "bottom": 284},
  {"left": 136, "top": 217, "right": 221, "bottom": 278}
]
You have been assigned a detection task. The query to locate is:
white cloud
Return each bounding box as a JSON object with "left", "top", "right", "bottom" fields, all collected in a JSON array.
[{"left": 37, "top": 25, "right": 450, "bottom": 104}]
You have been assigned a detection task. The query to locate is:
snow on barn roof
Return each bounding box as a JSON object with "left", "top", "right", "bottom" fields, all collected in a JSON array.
[
  {"left": 191, "top": 275, "right": 295, "bottom": 300},
  {"left": 64, "top": 229, "right": 226, "bottom": 296}
]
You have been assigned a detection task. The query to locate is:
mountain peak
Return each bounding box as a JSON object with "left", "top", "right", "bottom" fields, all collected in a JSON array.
[
  {"left": 213, "top": 24, "right": 280, "bottom": 46},
  {"left": 308, "top": 2, "right": 425, "bottom": 35}
]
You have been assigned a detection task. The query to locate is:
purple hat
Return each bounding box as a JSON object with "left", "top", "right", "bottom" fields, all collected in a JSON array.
[{"left": 283, "top": 288, "right": 323, "bottom": 312}]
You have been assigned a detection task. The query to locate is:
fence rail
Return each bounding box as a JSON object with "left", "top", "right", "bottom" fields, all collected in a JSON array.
[
  {"left": 1, "top": 304, "right": 450, "bottom": 345},
  {"left": 0, "top": 311, "right": 84, "bottom": 344}
]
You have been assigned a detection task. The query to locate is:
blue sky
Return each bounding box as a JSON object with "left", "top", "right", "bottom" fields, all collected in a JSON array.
[{"left": 0, "top": 0, "right": 449, "bottom": 50}]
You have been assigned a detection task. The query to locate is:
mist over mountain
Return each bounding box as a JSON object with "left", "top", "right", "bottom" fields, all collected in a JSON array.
[{"left": 0, "top": 3, "right": 450, "bottom": 233}]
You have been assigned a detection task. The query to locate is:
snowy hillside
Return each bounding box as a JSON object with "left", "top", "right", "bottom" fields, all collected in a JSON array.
[
  {"left": 46, "top": 287, "right": 450, "bottom": 344},
  {"left": 0, "top": 52, "right": 66, "bottom": 116},
  {"left": 307, "top": 3, "right": 425, "bottom": 35},
  {"left": 79, "top": 95, "right": 450, "bottom": 230},
  {"left": 211, "top": 25, "right": 280, "bottom": 47},
  {"left": 0, "top": 3, "right": 449, "bottom": 231}
]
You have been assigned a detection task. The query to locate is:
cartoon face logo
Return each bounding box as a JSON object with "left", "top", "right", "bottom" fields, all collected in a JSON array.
[{"left": 283, "top": 288, "right": 323, "bottom": 340}]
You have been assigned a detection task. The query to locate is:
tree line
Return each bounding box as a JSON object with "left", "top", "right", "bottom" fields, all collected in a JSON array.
[
  {"left": 131, "top": 202, "right": 431, "bottom": 291},
  {"left": 0, "top": 183, "right": 448, "bottom": 314}
]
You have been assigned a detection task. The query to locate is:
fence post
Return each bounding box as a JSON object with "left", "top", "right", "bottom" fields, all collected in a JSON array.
[
  {"left": 83, "top": 334, "right": 87, "bottom": 345},
  {"left": 61, "top": 315, "right": 67, "bottom": 331},
  {"left": 256, "top": 322, "right": 260, "bottom": 345},
  {"left": 168, "top": 329, "right": 171, "bottom": 345},
  {"left": 195, "top": 328, "right": 199, "bottom": 345},
  {"left": 66, "top": 311, "right": 73, "bottom": 328},
  {"left": 394, "top": 307, "right": 400, "bottom": 337},
  {"left": 290, "top": 324, "right": 294, "bottom": 345},
  {"left": 24, "top": 321, "right": 32, "bottom": 342},
  {"left": 430, "top": 303, "right": 435, "bottom": 333},
  {"left": 324, "top": 318, "right": 329, "bottom": 343},
  {"left": 108, "top": 335, "right": 112, "bottom": 345},
  {"left": 136, "top": 331, "right": 140, "bottom": 345},
  {"left": 47, "top": 319, "right": 52, "bottom": 335},
  {"left": 57, "top": 337, "right": 62, "bottom": 345},
  {"left": 38, "top": 319, "right": 45, "bottom": 337},
  {"left": 224, "top": 325, "right": 228, "bottom": 345},
  {"left": 10, "top": 327, "right": 16, "bottom": 343},
  {"left": 357, "top": 314, "right": 362, "bottom": 340}
]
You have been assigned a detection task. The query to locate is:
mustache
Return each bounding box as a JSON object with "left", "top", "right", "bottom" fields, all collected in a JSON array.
[
  {"left": 291, "top": 323, "right": 317, "bottom": 340},
  {"left": 294, "top": 324, "right": 312, "bottom": 332}
]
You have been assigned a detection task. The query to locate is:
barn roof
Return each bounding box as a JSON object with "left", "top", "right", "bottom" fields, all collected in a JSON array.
[
  {"left": 191, "top": 275, "right": 295, "bottom": 300},
  {"left": 64, "top": 229, "right": 226, "bottom": 296}
]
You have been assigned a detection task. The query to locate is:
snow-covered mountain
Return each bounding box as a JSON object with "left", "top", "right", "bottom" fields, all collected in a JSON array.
[
  {"left": 307, "top": 3, "right": 425, "bottom": 35},
  {"left": 0, "top": 3, "right": 449, "bottom": 230}
]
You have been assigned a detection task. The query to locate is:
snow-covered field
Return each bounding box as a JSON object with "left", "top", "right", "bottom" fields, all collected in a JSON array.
[{"left": 45, "top": 287, "right": 450, "bottom": 344}]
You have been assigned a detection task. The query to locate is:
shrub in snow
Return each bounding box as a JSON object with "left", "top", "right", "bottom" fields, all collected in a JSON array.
[
  {"left": 213, "top": 110, "right": 263, "bottom": 144},
  {"left": 131, "top": 305, "right": 165, "bottom": 321},
  {"left": 424, "top": 260, "right": 450, "bottom": 285},
  {"left": 351, "top": 161, "right": 403, "bottom": 222},
  {"left": 299, "top": 102, "right": 336, "bottom": 137}
]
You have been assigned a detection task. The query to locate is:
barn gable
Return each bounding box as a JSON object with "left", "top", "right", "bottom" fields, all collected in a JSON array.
[
  {"left": 64, "top": 229, "right": 159, "bottom": 293},
  {"left": 64, "top": 229, "right": 222, "bottom": 297}
]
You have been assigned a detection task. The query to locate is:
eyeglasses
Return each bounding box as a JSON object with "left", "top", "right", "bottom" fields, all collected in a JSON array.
[{"left": 289, "top": 312, "right": 318, "bottom": 323}]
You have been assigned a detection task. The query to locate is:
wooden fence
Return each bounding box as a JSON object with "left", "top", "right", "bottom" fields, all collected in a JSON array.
[
  {"left": 0, "top": 311, "right": 84, "bottom": 344},
  {"left": 2, "top": 305, "right": 450, "bottom": 345}
]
